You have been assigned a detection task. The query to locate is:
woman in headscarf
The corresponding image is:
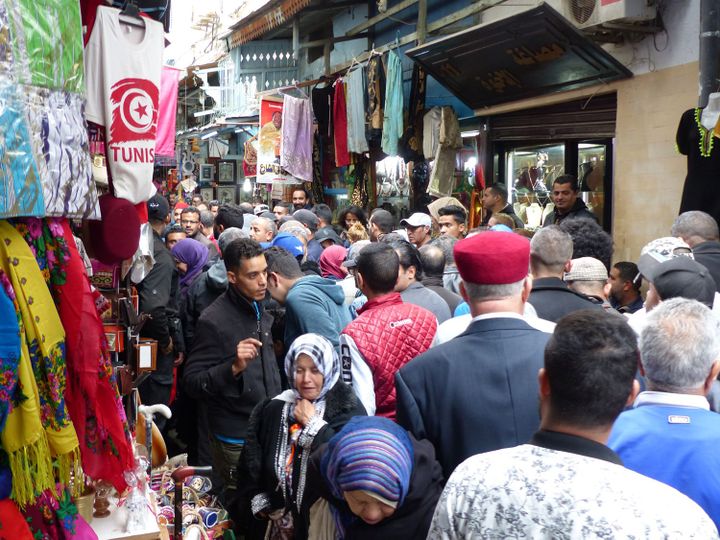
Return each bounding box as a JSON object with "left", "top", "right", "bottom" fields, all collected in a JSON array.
[
  {"left": 170, "top": 238, "right": 209, "bottom": 296},
  {"left": 237, "top": 333, "right": 366, "bottom": 539},
  {"left": 319, "top": 245, "right": 348, "bottom": 281},
  {"left": 306, "top": 416, "right": 444, "bottom": 539}
]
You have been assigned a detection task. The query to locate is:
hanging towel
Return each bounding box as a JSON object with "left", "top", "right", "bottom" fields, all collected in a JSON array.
[
  {"left": 281, "top": 94, "right": 314, "bottom": 181},
  {"left": 333, "top": 80, "right": 350, "bottom": 167},
  {"left": 345, "top": 67, "right": 369, "bottom": 154},
  {"left": 381, "top": 51, "right": 403, "bottom": 156}
]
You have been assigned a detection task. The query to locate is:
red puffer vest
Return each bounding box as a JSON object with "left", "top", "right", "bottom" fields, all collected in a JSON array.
[{"left": 342, "top": 292, "right": 437, "bottom": 419}]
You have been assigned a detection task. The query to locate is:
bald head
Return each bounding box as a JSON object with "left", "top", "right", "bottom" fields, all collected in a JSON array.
[{"left": 419, "top": 244, "right": 446, "bottom": 277}]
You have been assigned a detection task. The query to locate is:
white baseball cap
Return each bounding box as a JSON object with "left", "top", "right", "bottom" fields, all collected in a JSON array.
[{"left": 400, "top": 212, "right": 432, "bottom": 228}]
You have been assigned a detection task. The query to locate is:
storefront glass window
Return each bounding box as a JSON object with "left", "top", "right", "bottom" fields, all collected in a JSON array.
[
  {"left": 507, "top": 143, "right": 564, "bottom": 228},
  {"left": 578, "top": 142, "right": 607, "bottom": 228}
]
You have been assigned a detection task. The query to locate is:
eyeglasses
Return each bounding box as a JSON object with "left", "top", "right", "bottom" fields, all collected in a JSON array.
[{"left": 181, "top": 220, "right": 199, "bottom": 225}]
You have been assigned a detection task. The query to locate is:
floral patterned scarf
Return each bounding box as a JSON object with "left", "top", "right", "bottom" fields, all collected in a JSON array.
[
  {"left": 0, "top": 220, "right": 79, "bottom": 506},
  {"left": 13, "top": 218, "right": 133, "bottom": 493},
  {"left": 16, "top": 218, "right": 134, "bottom": 491}
]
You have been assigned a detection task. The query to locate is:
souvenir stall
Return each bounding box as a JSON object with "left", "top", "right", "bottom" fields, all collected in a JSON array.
[{"left": 0, "top": 1, "right": 226, "bottom": 538}]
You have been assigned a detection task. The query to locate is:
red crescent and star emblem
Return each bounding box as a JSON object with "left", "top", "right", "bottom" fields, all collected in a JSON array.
[{"left": 109, "top": 77, "right": 159, "bottom": 144}]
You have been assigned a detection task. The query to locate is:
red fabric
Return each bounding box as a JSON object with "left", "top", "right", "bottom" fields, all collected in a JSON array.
[
  {"left": 0, "top": 499, "right": 33, "bottom": 540},
  {"left": 333, "top": 81, "right": 350, "bottom": 167},
  {"left": 56, "top": 220, "right": 134, "bottom": 492},
  {"left": 80, "top": 0, "right": 104, "bottom": 45},
  {"left": 134, "top": 201, "right": 149, "bottom": 225},
  {"left": 319, "top": 245, "right": 348, "bottom": 279},
  {"left": 454, "top": 231, "right": 530, "bottom": 285},
  {"left": 342, "top": 293, "right": 436, "bottom": 419}
]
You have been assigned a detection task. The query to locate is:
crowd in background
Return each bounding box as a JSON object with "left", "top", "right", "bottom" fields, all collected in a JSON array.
[{"left": 135, "top": 175, "right": 720, "bottom": 538}]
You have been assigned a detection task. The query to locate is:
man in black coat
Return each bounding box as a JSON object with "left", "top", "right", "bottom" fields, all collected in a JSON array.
[
  {"left": 672, "top": 210, "right": 720, "bottom": 291},
  {"left": 137, "top": 195, "right": 181, "bottom": 427},
  {"left": 542, "top": 175, "right": 597, "bottom": 226},
  {"left": 528, "top": 225, "right": 603, "bottom": 322},
  {"left": 183, "top": 238, "right": 282, "bottom": 504},
  {"left": 395, "top": 231, "right": 551, "bottom": 478},
  {"left": 481, "top": 184, "right": 525, "bottom": 229}
]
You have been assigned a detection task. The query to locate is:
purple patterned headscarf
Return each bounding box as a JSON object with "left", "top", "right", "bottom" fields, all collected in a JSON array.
[{"left": 171, "top": 238, "right": 209, "bottom": 294}]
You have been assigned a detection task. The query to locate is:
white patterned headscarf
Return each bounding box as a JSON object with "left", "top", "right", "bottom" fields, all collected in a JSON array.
[{"left": 284, "top": 333, "right": 340, "bottom": 403}]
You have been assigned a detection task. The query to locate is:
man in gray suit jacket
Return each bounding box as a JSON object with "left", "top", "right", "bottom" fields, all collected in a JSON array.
[{"left": 396, "top": 231, "right": 551, "bottom": 478}]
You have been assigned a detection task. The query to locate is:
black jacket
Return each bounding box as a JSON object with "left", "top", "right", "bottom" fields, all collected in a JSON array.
[
  {"left": 137, "top": 231, "right": 179, "bottom": 351},
  {"left": 236, "top": 382, "right": 366, "bottom": 538},
  {"left": 543, "top": 198, "right": 597, "bottom": 226},
  {"left": 692, "top": 241, "right": 720, "bottom": 292},
  {"left": 422, "top": 275, "right": 463, "bottom": 314},
  {"left": 183, "top": 286, "right": 281, "bottom": 439},
  {"left": 528, "top": 277, "right": 604, "bottom": 322},
  {"left": 183, "top": 258, "right": 228, "bottom": 353},
  {"left": 307, "top": 435, "right": 444, "bottom": 540}
]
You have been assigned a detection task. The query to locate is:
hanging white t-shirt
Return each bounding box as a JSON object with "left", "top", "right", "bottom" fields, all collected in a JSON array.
[{"left": 84, "top": 6, "right": 163, "bottom": 204}]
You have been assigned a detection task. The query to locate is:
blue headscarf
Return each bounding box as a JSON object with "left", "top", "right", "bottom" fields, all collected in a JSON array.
[{"left": 321, "top": 416, "right": 414, "bottom": 507}]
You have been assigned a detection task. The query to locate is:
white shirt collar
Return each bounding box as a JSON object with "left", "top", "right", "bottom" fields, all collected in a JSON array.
[
  {"left": 634, "top": 391, "right": 710, "bottom": 410},
  {"left": 471, "top": 312, "right": 525, "bottom": 322}
]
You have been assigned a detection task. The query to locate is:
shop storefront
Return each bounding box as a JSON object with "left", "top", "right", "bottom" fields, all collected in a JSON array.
[{"left": 483, "top": 93, "right": 617, "bottom": 230}]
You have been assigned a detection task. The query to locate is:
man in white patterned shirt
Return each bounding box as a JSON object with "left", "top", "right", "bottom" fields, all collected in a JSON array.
[{"left": 428, "top": 309, "right": 718, "bottom": 539}]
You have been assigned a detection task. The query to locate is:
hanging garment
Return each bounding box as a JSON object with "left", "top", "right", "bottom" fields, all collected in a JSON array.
[
  {"left": 84, "top": 6, "right": 164, "bottom": 204},
  {"left": 400, "top": 63, "right": 426, "bottom": 161},
  {"left": 677, "top": 108, "right": 720, "bottom": 224},
  {"left": 4, "top": 0, "right": 84, "bottom": 92},
  {"left": 333, "top": 80, "right": 350, "bottom": 167},
  {"left": 427, "top": 107, "right": 462, "bottom": 198},
  {"left": 311, "top": 84, "right": 333, "bottom": 138},
  {"left": 366, "top": 55, "right": 385, "bottom": 144},
  {"left": 24, "top": 86, "right": 100, "bottom": 219},
  {"left": 281, "top": 94, "right": 314, "bottom": 182},
  {"left": 423, "top": 107, "right": 442, "bottom": 160},
  {"left": 345, "top": 67, "right": 369, "bottom": 154},
  {"left": 155, "top": 66, "right": 181, "bottom": 158},
  {"left": 0, "top": 83, "right": 45, "bottom": 218},
  {"left": 381, "top": 50, "right": 403, "bottom": 157},
  {"left": 0, "top": 221, "right": 81, "bottom": 506}
]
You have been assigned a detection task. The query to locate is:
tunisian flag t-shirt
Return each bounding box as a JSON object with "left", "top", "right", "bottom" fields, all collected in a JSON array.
[{"left": 85, "top": 6, "right": 163, "bottom": 204}]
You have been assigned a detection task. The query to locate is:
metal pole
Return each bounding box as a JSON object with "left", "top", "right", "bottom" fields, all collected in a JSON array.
[{"left": 699, "top": 0, "right": 720, "bottom": 107}]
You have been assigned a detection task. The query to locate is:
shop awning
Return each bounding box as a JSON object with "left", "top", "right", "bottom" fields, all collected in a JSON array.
[
  {"left": 406, "top": 2, "right": 632, "bottom": 110},
  {"left": 226, "top": 0, "right": 312, "bottom": 49}
]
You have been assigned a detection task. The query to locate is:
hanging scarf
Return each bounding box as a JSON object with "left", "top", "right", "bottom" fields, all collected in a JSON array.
[
  {"left": 14, "top": 218, "right": 133, "bottom": 493},
  {"left": 0, "top": 220, "right": 80, "bottom": 506},
  {"left": 171, "top": 238, "right": 209, "bottom": 295},
  {"left": 0, "top": 270, "right": 21, "bottom": 434}
]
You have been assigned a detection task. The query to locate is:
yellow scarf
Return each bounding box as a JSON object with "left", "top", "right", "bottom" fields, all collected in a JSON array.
[{"left": 0, "top": 221, "right": 80, "bottom": 506}]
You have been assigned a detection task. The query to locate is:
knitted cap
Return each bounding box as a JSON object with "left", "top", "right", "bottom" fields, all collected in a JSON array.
[{"left": 321, "top": 417, "right": 414, "bottom": 507}]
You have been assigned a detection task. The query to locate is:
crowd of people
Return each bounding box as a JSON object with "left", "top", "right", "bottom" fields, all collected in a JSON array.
[{"left": 135, "top": 175, "right": 720, "bottom": 538}]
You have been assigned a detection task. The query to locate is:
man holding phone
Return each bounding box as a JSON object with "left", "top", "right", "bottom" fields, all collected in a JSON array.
[{"left": 183, "top": 238, "right": 281, "bottom": 504}]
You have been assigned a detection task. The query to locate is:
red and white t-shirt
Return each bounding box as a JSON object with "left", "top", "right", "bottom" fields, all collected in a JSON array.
[{"left": 85, "top": 6, "right": 163, "bottom": 204}]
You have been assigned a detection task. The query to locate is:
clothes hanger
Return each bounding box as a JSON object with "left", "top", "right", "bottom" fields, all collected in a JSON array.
[{"left": 119, "top": 0, "right": 145, "bottom": 29}]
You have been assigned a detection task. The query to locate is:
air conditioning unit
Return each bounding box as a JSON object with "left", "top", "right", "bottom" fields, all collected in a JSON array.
[{"left": 545, "top": 0, "right": 656, "bottom": 29}]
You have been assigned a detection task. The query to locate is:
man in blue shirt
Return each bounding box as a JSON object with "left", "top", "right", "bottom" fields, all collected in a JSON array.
[{"left": 610, "top": 297, "right": 720, "bottom": 529}]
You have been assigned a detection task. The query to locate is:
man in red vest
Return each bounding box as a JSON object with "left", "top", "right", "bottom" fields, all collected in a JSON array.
[{"left": 339, "top": 243, "right": 437, "bottom": 419}]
